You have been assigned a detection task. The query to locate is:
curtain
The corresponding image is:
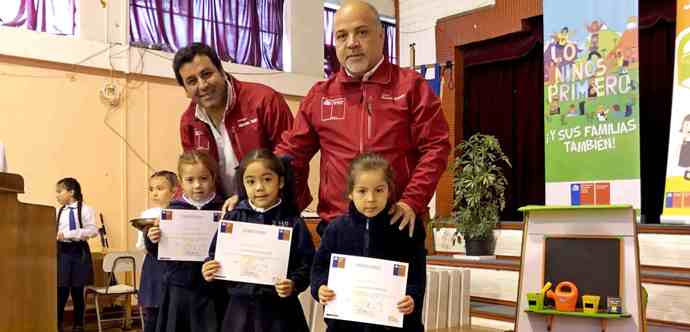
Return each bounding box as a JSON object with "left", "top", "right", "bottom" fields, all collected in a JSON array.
[
  {"left": 0, "top": 0, "right": 77, "bottom": 36},
  {"left": 460, "top": 0, "right": 677, "bottom": 223},
  {"left": 323, "top": 7, "right": 397, "bottom": 77},
  {"left": 130, "top": 0, "right": 284, "bottom": 70}
]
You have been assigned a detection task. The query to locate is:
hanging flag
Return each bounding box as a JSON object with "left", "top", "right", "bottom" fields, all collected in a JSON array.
[
  {"left": 543, "top": 0, "right": 640, "bottom": 208},
  {"left": 661, "top": 1, "right": 690, "bottom": 224}
]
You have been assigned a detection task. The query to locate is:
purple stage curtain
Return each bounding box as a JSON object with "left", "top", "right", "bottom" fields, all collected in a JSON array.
[
  {"left": 323, "top": 6, "right": 397, "bottom": 77},
  {"left": 130, "top": 0, "right": 284, "bottom": 70},
  {"left": 0, "top": 0, "right": 77, "bottom": 36}
]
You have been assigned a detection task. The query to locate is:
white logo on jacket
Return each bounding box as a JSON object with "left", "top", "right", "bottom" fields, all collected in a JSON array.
[{"left": 321, "top": 97, "right": 346, "bottom": 121}]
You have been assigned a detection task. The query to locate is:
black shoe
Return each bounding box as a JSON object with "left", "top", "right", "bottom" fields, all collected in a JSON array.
[{"left": 72, "top": 326, "right": 84, "bottom": 332}]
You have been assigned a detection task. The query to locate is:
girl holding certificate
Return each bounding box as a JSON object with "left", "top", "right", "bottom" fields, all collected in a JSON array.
[
  {"left": 145, "top": 151, "right": 225, "bottom": 332},
  {"left": 311, "top": 153, "right": 427, "bottom": 331},
  {"left": 202, "top": 148, "right": 315, "bottom": 332}
]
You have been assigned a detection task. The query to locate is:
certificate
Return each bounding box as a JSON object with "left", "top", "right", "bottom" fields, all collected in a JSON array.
[
  {"left": 324, "top": 254, "right": 408, "bottom": 328},
  {"left": 157, "top": 209, "right": 221, "bottom": 262},
  {"left": 213, "top": 220, "right": 292, "bottom": 286}
]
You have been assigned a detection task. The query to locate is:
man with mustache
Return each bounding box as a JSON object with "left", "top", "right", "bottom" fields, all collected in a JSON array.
[
  {"left": 175, "top": 43, "right": 309, "bottom": 205},
  {"left": 277, "top": 0, "right": 450, "bottom": 238}
]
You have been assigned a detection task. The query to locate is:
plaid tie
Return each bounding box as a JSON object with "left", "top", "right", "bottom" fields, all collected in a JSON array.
[{"left": 68, "top": 207, "right": 77, "bottom": 231}]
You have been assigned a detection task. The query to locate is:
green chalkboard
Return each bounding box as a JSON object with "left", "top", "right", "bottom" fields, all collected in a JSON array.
[{"left": 544, "top": 237, "right": 621, "bottom": 310}]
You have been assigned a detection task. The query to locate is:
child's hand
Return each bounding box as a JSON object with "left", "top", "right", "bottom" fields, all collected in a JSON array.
[
  {"left": 201, "top": 260, "right": 220, "bottom": 282},
  {"left": 397, "top": 295, "right": 414, "bottom": 315},
  {"left": 56, "top": 232, "right": 64, "bottom": 241},
  {"left": 318, "top": 285, "right": 336, "bottom": 305},
  {"left": 147, "top": 226, "right": 161, "bottom": 243},
  {"left": 275, "top": 278, "right": 295, "bottom": 298}
]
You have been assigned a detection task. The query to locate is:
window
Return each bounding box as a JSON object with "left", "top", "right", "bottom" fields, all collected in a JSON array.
[
  {"left": 323, "top": 5, "right": 397, "bottom": 77},
  {"left": 130, "top": 0, "right": 284, "bottom": 70},
  {"left": 0, "top": 0, "right": 77, "bottom": 36}
]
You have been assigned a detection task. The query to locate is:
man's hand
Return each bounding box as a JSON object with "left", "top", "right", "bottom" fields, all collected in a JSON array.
[
  {"left": 388, "top": 201, "right": 416, "bottom": 237},
  {"left": 222, "top": 195, "right": 239, "bottom": 213}
]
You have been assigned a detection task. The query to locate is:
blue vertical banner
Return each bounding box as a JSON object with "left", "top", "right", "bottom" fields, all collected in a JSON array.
[{"left": 543, "top": 0, "right": 641, "bottom": 208}]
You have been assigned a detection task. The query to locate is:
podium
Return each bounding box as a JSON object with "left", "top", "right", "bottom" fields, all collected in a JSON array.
[{"left": 0, "top": 173, "right": 57, "bottom": 331}]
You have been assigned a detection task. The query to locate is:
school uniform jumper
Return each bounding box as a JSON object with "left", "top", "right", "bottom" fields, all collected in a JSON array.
[
  {"left": 311, "top": 203, "right": 427, "bottom": 332},
  {"left": 56, "top": 202, "right": 98, "bottom": 329},
  {"left": 144, "top": 196, "right": 226, "bottom": 332},
  {"left": 136, "top": 207, "right": 166, "bottom": 332},
  {"left": 208, "top": 199, "right": 315, "bottom": 332}
]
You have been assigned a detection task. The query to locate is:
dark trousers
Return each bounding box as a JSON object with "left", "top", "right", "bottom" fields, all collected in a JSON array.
[
  {"left": 58, "top": 286, "right": 85, "bottom": 328},
  {"left": 144, "top": 307, "right": 159, "bottom": 332}
]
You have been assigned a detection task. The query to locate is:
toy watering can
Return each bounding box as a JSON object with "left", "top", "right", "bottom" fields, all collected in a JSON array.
[{"left": 546, "top": 281, "right": 578, "bottom": 312}]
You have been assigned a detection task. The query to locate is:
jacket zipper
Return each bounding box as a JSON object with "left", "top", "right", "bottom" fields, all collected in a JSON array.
[
  {"left": 363, "top": 218, "right": 370, "bottom": 256},
  {"left": 230, "top": 126, "right": 243, "bottom": 157},
  {"left": 360, "top": 87, "right": 366, "bottom": 153},
  {"left": 367, "top": 102, "right": 373, "bottom": 139}
]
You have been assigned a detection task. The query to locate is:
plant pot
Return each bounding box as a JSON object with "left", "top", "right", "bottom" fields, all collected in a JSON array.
[{"left": 465, "top": 233, "right": 496, "bottom": 256}]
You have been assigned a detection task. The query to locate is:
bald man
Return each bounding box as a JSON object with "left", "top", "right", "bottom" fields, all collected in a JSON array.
[{"left": 277, "top": 0, "right": 450, "bottom": 236}]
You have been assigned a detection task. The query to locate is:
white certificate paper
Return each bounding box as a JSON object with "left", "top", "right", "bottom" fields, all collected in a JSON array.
[
  {"left": 213, "top": 220, "right": 292, "bottom": 285},
  {"left": 324, "top": 254, "right": 408, "bottom": 328},
  {"left": 157, "top": 209, "right": 221, "bottom": 261}
]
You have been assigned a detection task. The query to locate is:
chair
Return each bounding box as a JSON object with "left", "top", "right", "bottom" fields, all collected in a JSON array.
[{"left": 85, "top": 251, "right": 144, "bottom": 332}]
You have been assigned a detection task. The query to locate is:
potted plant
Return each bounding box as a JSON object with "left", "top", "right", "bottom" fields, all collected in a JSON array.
[{"left": 453, "top": 133, "right": 511, "bottom": 256}]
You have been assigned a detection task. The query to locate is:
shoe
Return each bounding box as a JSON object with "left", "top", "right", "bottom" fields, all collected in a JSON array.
[{"left": 72, "top": 326, "right": 84, "bottom": 332}]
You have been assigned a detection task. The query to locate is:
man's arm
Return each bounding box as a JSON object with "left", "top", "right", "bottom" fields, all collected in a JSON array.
[
  {"left": 274, "top": 89, "right": 322, "bottom": 211},
  {"left": 399, "top": 75, "right": 451, "bottom": 216}
]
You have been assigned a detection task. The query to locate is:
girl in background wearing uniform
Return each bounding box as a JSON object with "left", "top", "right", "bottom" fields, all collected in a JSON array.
[
  {"left": 311, "top": 153, "right": 427, "bottom": 332},
  {"left": 202, "top": 148, "right": 314, "bottom": 332},
  {"left": 136, "top": 171, "right": 177, "bottom": 332},
  {"left": 56, "top": 177, "right": 98, "bottom": 332},
  {"left": 146, "top": 151, "right": 225, "bottom": 332}
]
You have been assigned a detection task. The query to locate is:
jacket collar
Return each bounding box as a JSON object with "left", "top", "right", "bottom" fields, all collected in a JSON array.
[
  {"left": 337, "top": 58, "right": 392, "bottom": 85},
  {"left": 233, "top": 199, "right": 286, "bottom": 222},
  {"left": 347, "top": 201, "right": 391, "bottom": 225}
]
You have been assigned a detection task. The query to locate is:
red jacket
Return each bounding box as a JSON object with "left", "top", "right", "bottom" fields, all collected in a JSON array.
[
  {"left": 180, "top": 75, "right": 311, "bottom": 206},
  {"left": 276, "top": 60, "right": 450, "bottom": 222}
]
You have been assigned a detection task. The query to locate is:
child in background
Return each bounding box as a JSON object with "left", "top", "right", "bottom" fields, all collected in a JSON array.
[
  {"left": 136, "top": 170, "right": 177, "bottom": 332},
  {"left": 202, "top": 148, "right": 314, "bottom": 332},
  {"left": 145, "top": 151, "right": 225, "bottom": 332},
  {"left": 56, "top": 177, "right": 98, "bottom": 332},
  {"left": 311, "top": 153, "right": 427, "bottom": 332}
]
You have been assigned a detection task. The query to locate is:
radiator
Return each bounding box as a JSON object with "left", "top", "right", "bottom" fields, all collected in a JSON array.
[{"left": 298, "top": 266, "right": 471, "bottom": 332}]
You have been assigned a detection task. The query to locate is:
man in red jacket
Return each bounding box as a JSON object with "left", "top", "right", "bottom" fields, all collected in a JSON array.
[
  {"left": 276, "top": 1, "right": 450, "bottom": 236},
  {"left": 175, "top": 43, "right": 309, "bottom": 205}
]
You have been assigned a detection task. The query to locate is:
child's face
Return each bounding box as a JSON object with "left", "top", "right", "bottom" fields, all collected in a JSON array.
[
  {"left": 149, "top": 176, "right": 175, "bottom": 208},
  {"left": 349, "top": 169, "right": 390, "bottom": 218},
  {"left": 55, "top": 184, "right": 75, "bottom": 206},
  {"left": 243, "top": 160, "right": 283, "bottom": 209},
  {"left": 179, "top": 162, "right": 215, "bottom": 202}
]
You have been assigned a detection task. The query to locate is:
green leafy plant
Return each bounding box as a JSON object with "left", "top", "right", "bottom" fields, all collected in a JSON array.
[{"left": 453, "top": 133, "right": 511, "bottom": 240}]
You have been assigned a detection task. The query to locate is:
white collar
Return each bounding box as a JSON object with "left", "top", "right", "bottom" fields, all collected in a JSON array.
[
  {"left": 345, "top": 56, "right": 384, "bottom": 81},
  {"left": 248, "top": 198, "right": 282, "bottom": 213},
  {"left": 194, "top": 77, "right": 234, "bottom": 126},
  {"left": 65, "top": 201, "right": 79, "bottom": 209},
  {"left": 182, "top": 192, "right": 217, "bottom": 210}
]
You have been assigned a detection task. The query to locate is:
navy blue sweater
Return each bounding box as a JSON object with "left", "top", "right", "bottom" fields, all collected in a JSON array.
[
  {"left": 311, "top": 203, "right": 427, "bottom": 331},
  {"left": 209, "top": 200, "right": 315, "bottom": 297},
  {"left": 144, "top": 196, "right": 224, "bottom": 289}
]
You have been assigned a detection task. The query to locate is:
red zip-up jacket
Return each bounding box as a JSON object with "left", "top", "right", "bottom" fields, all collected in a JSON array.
[
  {"left": 180, "top": 74, "right": 312, "bottom": 207},
  {"left": 276, "top": 60, "right": 450, "bottom": 222}
]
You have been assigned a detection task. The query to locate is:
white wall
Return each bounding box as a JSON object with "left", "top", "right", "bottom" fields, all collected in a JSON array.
[
  {"left": 0, "top": 0, "right": 325, "bottom": 96},
  {"left": 398, "top": 0, "right": 495, "bottom": 67}
]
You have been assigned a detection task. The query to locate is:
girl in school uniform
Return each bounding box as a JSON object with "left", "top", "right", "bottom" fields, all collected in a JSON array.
[
  {"left": 136, "top": 170, "right": 177, "bottom": 332},
  {"left": 145, "top": 151, "right": 225, "bottom": 332},
  {"left": 56, "top": 177, "right": 98, "bottom": 332},
  {"left": 202, "top": 148, "right": 315, "bottom": 332},
  {"left": 311, "top": 153, "right": 427, "bottom": 332}
]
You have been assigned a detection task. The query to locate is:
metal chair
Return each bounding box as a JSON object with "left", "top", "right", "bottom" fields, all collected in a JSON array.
[{"left": 85, "top": 251, "right": 144, "bottom": 332}]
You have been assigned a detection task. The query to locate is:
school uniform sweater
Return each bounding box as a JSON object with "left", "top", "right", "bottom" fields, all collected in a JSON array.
[
  {"left": 311, "top": 202, "right": 427, "bottom": 332},
  {"left": 208, "top": 199, "right": 315, "bottom": 332}
]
